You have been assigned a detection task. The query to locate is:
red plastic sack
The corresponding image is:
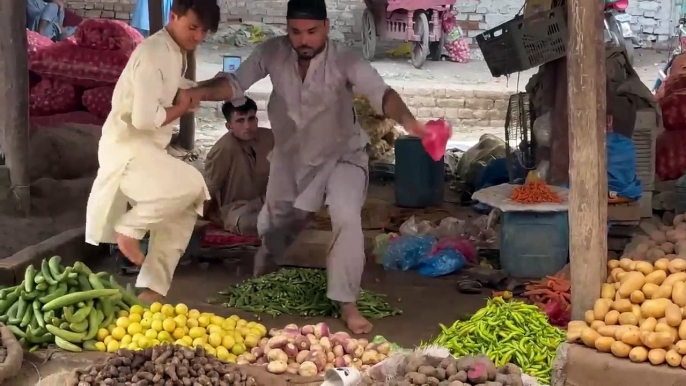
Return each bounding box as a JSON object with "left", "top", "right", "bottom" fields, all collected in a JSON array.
[
  {"left": 430, "top": 238, "right": 477, "bottom": 264},
  {"left": 422, "top": 119, "right": 452, "bottom": 161},
  {"left": 29, "top": 79, "right": 81, "bottom": 117},
  {"left": 30, "top": 40, "right": 130, "bottom": 87},
  {"left": 82, "top": 86, "right": 114, "bottom": 119},
  {"left": 658, "top": 90, "right": 686, "bottom": 132},
  {"left": 30, "top": 111, "right": 105, "bottom": 129},
  {"left": 75, "top": 18, "right": 143, "bottom": 53},
  {"left": 656, "top": 130, "right": 686, "bottom": 181},
  {"left": 26, "top": 29, "right": 53, "bottom": 60}
]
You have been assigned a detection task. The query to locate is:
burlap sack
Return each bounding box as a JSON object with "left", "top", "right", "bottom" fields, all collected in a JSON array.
[
  {"left": 0, "top": 324, "right": 24, "bottom": 384},
  {"left": 38, "top": 362, "right": 323, "bottom": 386}
]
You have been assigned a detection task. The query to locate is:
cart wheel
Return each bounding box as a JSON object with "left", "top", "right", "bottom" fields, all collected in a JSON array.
[
  {"left": 429, "top": 33, "right": 445, "bottom": 61},
  {"left": 361, "top": 8, "right": 377, "bottom": 61},
  {"left": 411, "top": 12, "right": 430, "bottom": 69}
]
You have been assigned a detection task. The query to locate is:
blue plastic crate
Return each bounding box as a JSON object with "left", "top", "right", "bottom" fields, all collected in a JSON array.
[{"left": 499, "top": 211, "right": 569, "bottom": 278}]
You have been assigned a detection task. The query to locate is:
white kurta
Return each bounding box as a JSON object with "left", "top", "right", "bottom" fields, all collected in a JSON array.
[
  {"left": 85, "top": 28, "right": 209, "bottom": 296},
  {"left": 227, "top": 37, "right": 389, "bottom": 303}
]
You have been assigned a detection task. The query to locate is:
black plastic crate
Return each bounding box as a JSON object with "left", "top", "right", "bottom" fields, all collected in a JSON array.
[{"left": 476, "top": 7, "right": 568, "bottom": 77}]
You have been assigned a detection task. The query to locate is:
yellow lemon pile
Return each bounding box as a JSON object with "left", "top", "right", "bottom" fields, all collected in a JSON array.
[{"left": 94, "top": 302, "right": 267, "bottom": 362}]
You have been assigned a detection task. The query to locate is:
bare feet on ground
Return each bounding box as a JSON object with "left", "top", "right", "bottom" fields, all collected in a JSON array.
[
  {"left": 116, "top": 232, "right": 145, "bottom": 266},
  {"left": 341, "top": 303, "right": 373, "bottom": 334},
  {"left": 138, "top": 289, "right": 164, "bottom": 305},
  {"left": 253, "top": 246, "right": 278, "bottom": 277}
]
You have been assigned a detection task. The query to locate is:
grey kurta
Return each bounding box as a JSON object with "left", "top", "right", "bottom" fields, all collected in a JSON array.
[{"left": 227, "top": 36, "right": 389, "bottom": 303}]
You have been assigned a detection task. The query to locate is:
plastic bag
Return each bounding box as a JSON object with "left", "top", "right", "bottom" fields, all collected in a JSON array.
[
  {"left": 607, "top": 132, "right": 642, "bottom": 200},
  {"left": 373, "top": 233, "right": 398, "bottom": 263},
  {"left": 30, "top": 40, "right": 132, "bottom": 87},
  {"left": 422, "top": 119, "right": 452, "bottom": 161},
  {"left": 418, "top": 248, "right": 466, "bottom": 277},
  {"left": 29, "top": 79, "right": 81, "bottom": 117},
  {"left": 431, "top": 237, "right": 477, "bottom": 264},
  {"left": 382, "top": 235, "right": 436, "bottom": 271},
  {"left": 441, "top": 9, "right": 471, "bottom": 63},
  {"left": 434, "top": 217, "right": 465, "bottom": 238},
  {"left": 399, "top": 216, "right": 435, "bottom": 236},
  {"left": 75, "top": 19, "right": 143, "bottom": 52},
  {"left": 82, "top": 86, "right": 114, "bottom": 119},
  {"left": 656, "top": 130, "right": 686, "bottom": 180}
]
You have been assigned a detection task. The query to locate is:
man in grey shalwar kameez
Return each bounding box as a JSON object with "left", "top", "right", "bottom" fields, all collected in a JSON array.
[{"left": 192, "top": 0, "right": 427, "bottom": 333}]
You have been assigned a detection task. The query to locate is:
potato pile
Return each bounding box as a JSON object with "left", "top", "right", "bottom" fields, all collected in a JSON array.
[
  {"left": 567, "top": 257, "right": 686, "bottom": 368},
  {"left": 360, "top": 353, "right": 524, "bottom": 386},
  {"left": 244, "top": 323, "right": 391, "bottom": 377},
  {"left": 625, "top": 214, "right": 686, "bottom": 262},
  {"left": 73, "top": 344, "right": 258, "bottom": 386}
]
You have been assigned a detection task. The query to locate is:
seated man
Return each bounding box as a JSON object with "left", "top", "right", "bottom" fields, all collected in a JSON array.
[
  {"left": 26, "top": 0, "right": 76, "bottom": 41},
  {"left": 204, "top": 98, "right": 274, "bottom": 236}
]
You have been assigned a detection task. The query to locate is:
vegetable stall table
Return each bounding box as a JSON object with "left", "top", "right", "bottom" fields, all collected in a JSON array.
[{"left": 361, "top": 0, "right": 455, "bottom": 68}]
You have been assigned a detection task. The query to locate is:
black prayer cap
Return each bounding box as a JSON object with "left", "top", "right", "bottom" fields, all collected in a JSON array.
[{"left": 287, "top": 0, "right": 327, "bottom": 20}]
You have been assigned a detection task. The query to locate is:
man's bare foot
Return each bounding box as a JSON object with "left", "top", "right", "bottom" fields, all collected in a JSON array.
[
  {"left": 138, "top": 289, "right": 164, "bottom": 305},
  {"left": 341, "top": 303, "right": 373, "bottom": 334},
  {"left": 253, "top": 246, "right": 278, "bottom": 277},
  {"left": 116, "top": 233, "right": 145, "bottom": 266}
]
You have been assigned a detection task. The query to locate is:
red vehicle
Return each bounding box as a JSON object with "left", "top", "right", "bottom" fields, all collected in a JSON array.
[{"left": 361, "top": 0, "right": 456, "bottom": 69}]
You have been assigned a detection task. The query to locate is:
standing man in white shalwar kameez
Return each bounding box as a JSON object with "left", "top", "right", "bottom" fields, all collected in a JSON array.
[
  {"left": 190, "top": 0, "right": 428, "bottom": 333},
  {"left": 85, "top": 0, "right": 220, "bottom": 304}
]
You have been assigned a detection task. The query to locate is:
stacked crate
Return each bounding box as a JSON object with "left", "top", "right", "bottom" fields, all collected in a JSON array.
[{"left": 632, "top": 109, "right": 659, "bottom": 218}]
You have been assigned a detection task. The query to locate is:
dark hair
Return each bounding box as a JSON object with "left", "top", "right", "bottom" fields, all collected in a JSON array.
[
  {"left": 171, "top": 0, "right": 220, "bottom": 32},
  {"left": 222, "top": 98, "right": 258, "bottom": 121}
]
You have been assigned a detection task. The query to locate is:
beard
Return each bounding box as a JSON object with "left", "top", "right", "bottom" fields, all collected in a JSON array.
[{"left": 294, "top": 43, "right": 326, "bottom": 60}]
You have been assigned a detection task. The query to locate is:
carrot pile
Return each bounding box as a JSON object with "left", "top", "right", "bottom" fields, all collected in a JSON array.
[
  {"left": 510, "top": 180, "right": 563, "bottom": 204},
  {"left": 523, "top": 274, "right": 571, "bottom": 327},
  {"left": 523, "top": 274, "right": 571, "bottom": 311}
]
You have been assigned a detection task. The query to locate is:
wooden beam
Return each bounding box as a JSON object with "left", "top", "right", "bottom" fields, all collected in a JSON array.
[
  {"left": 0, "top": 1, "right": 30, "bottom": 214},
  {"left": 177, "top": 51, "right": 197, "bottom": 151},
  {"left": 567, "top": 0, "right": 608, "bottom": 319},
  {"left": 148, "top": 0, "right": 164, "bottom": 35}
]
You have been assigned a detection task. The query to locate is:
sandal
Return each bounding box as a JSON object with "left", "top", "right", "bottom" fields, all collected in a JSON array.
[{"left": 456, "top": 279, "right": 483, "bottom": 294}]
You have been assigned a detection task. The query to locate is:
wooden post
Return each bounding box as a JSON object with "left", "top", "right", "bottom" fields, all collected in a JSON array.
[
  {"left": 0, "top": 1, "right": 31, "bottom": 214},
  {"left": 177, "top": 52, "right": 197, "bottom": 151},
  {"left": 567, "top": 0, "right": 608, "bottom": 319},
  {"left": 148, "top": 0, "right": 164, "bottom": 34}
]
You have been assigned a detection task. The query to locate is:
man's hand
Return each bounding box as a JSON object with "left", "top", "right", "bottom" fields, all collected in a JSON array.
[
  {"left": 403, "top": 118, "right": 429, "bottom": 138},
  {"left": 175, "top": 89, "right": 201, "bottom": 112}
]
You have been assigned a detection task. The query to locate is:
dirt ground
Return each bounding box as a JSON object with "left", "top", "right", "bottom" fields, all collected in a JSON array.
[{"left": 0, "top": 177, "right": 91, "bottom": 258}]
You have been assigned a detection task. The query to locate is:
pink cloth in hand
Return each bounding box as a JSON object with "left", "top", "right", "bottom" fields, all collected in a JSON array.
[{"left": 421, "top": 119, "right": 452, "bottom": 161}]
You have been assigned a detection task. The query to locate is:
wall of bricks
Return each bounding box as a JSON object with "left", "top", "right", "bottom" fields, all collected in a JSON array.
[
  {"left": 66, "top": 0, "right": 135, "bottom": 21},
  {"left": 65, "top": 0, "right": 679, "bottom": 42},
  {"left": 201, "top": 86, "right": 512, "bottom": 129},
  {"left": 397, "top": 87, "right": 510, "bottom": 128}
]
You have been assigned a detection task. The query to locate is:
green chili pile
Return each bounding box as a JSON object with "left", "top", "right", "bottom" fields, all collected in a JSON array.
[
  {"left": 431, "top": 297, "right": 565, "bottom": 384},
  {"left": 208, "top": 268, "right": 402, "bottom": 319}
]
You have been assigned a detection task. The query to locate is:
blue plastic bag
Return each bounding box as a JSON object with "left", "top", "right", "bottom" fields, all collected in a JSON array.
[
  {"left": 417, "top": 248, "right": 467, "bottom": 277},
  {"left": 607, "top": 132, "right": 642, "bottom": 200},
  {"left": 382, "top": 235, "right": 436, "bottom": 271}
]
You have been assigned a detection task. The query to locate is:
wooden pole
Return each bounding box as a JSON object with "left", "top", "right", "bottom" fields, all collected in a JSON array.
[
  {"left": 177, "top": 52, "right": 197, "bottom": 151},
  {"left": 567, "top": 0, "right": 608, "bottom": 319},
  {"left": 0, "top": 1, "right": 31, "bottom": 214},
  {"left": 148, "top": 0, "right": 164, "bottom": 34}
]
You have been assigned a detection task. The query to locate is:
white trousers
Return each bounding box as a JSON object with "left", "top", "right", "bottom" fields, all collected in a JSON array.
[
  {"left": 114, "top": 150, "right": 207, "bottom": 296},
  {"left": 257, "top": 162, "right": 367, "bottom": 303}
]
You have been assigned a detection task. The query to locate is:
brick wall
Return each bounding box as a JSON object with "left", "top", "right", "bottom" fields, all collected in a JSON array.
[
  {"left": 65, "top": 0, "right": 678, "bottom": 43},
  {"left": 65, "top": 0, "right": 364, "bottom": 35},
  {"left": 66, "top": 0, "right": 135, "bottom": 20}
]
